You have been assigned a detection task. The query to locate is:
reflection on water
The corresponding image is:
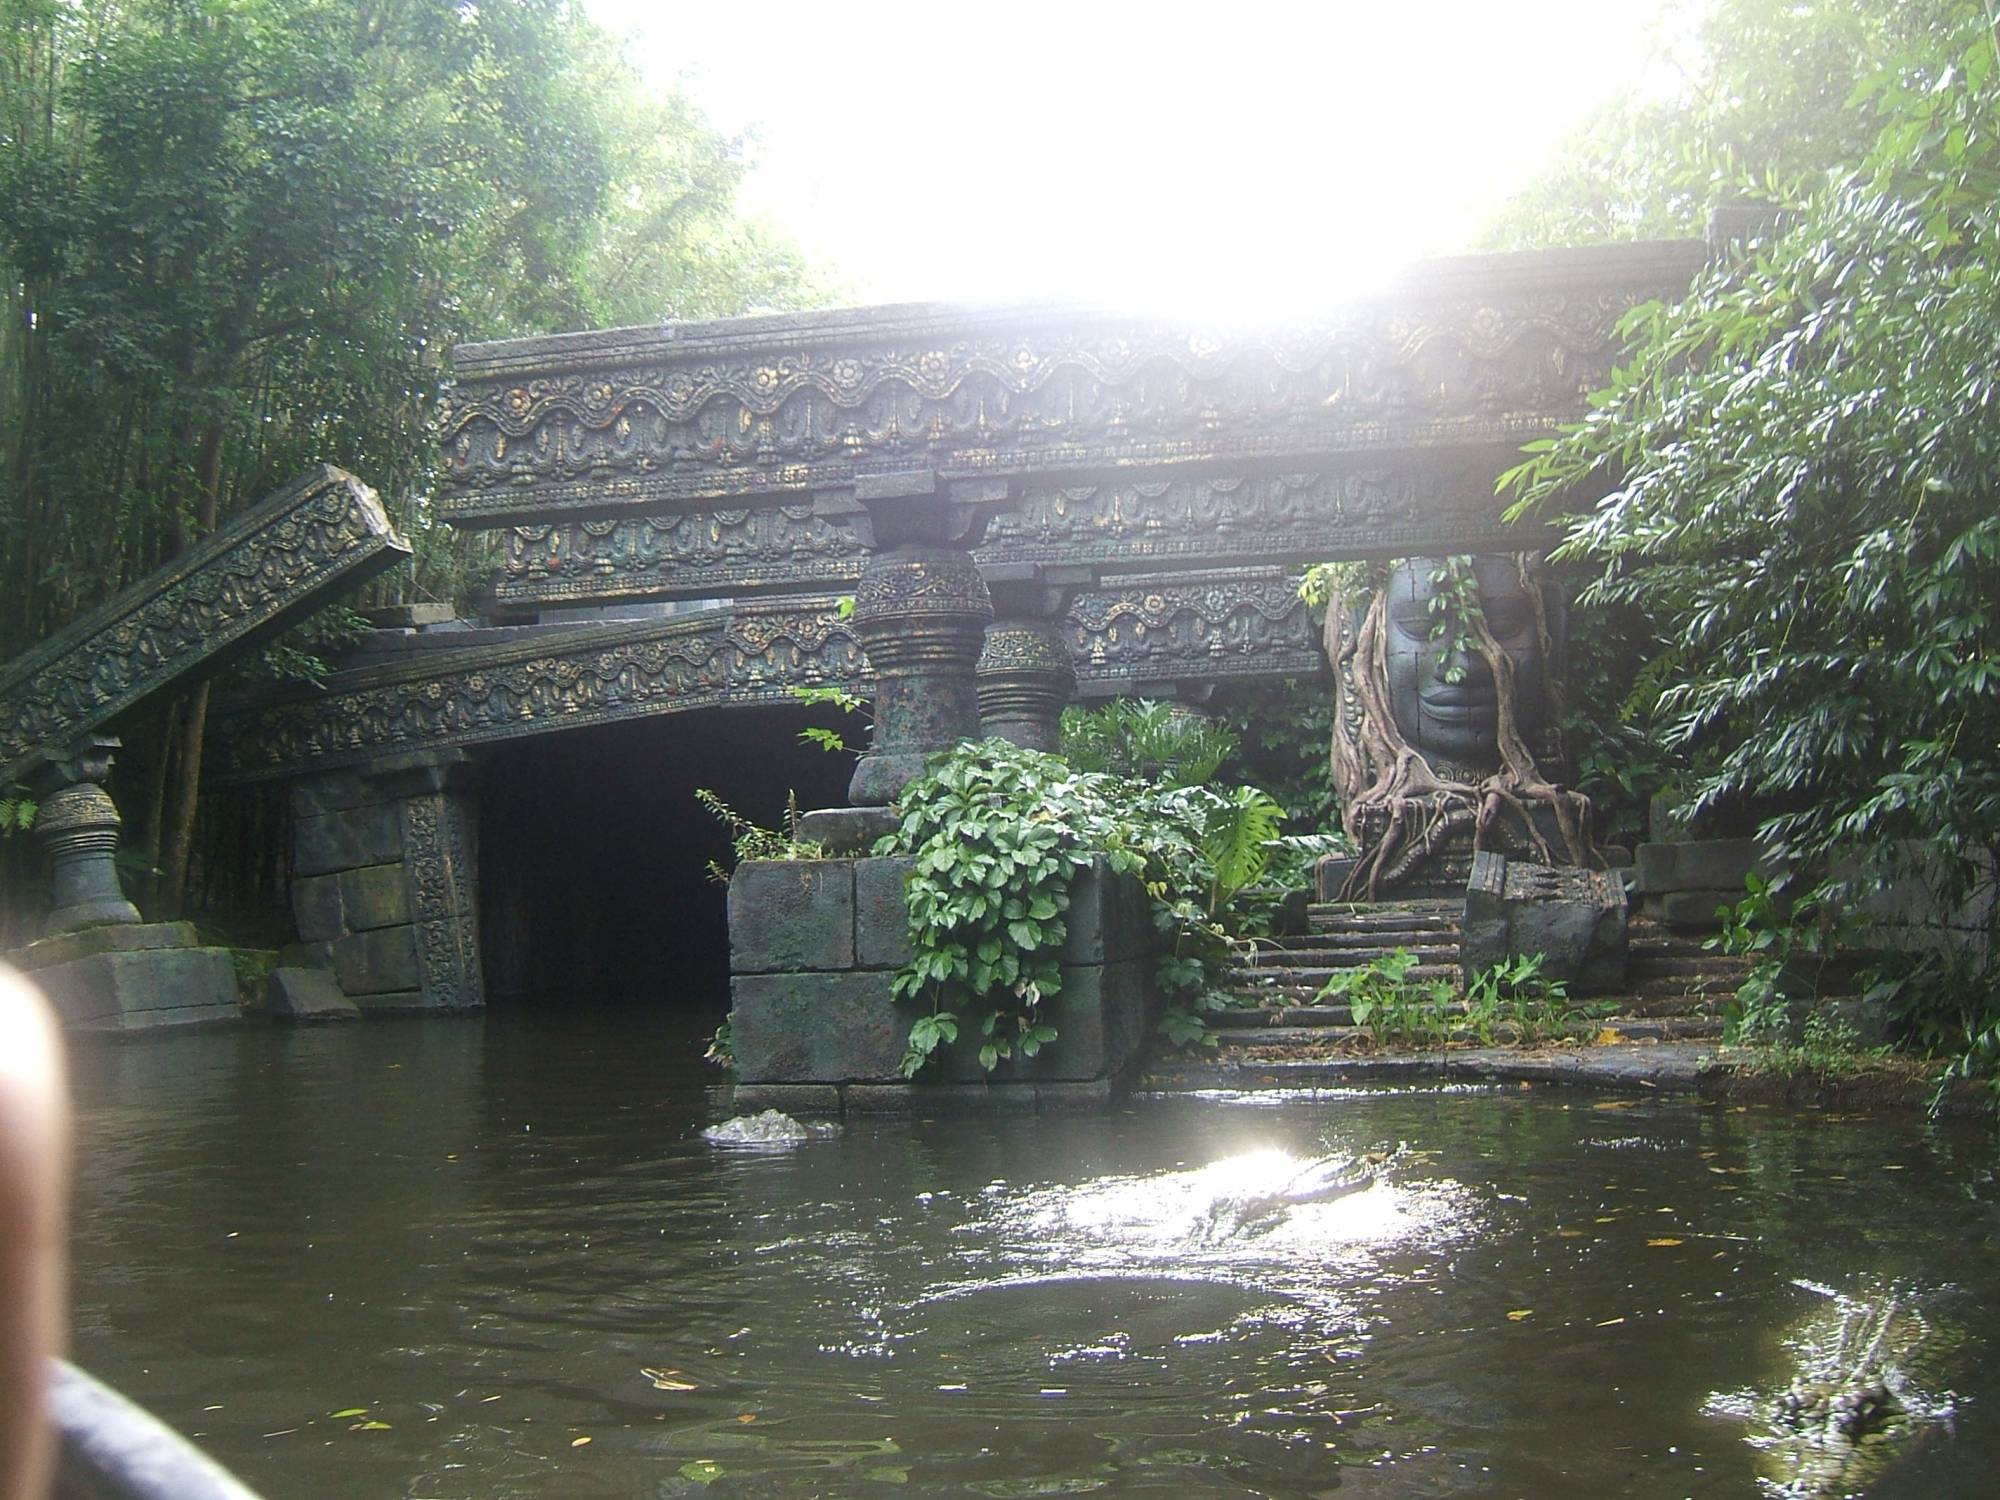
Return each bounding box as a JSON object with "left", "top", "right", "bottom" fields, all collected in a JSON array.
[{"left": 63, "top": 1008, "right": 2000, "bottom": 1498}]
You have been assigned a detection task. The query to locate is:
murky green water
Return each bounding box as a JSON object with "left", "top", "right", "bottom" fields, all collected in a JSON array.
[{"left": 66, "top": 1010, "right": 2000, "bottom": 1498}]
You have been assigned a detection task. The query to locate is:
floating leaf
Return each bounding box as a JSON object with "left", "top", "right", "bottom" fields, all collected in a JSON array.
[
  {"left": 1506, "top": 1309, "right": 1534, "bottom": 1321},
  {"left": 1646, "top": 1237, "right": 1684, "bottom": 1247},
  {"left": 350, "top": 1421, "right": 391, "bottom": 1431},
  {"left": 329, "top": 1408, "right": 368, "bottom": 1419},
  {"left": 642, "top": 1366, "right": 699, "bottom": 1391},
  {"left": 681, "top": 1458, "right": 725, "bottom": 1484},
  {"left": 737, "top": 1413, "right": 758, "bottom": 1424},
  {"left": 571, "top": 1436, "right": 592, "bottom": 1448},
  {"left": 1596, "top": 1316, "right": 1626, "bottom": 1327}
]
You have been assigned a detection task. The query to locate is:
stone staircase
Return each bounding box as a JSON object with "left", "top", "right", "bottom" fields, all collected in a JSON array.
[{"left": 1210, "top": 898, "right": 1753, "bottom": 1050}]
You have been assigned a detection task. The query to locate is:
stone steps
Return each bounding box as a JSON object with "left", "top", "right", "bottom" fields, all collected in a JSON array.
[
  {"left": 1210, "top": 1014, "right": 1726, "bottom": 1048},
  {"left": 1212, "top": 892, "right": 1747, "bottom": 1058}
]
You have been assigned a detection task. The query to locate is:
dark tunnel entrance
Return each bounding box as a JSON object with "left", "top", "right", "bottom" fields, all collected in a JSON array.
[{"left": 475, "top": 701, "right": 858, "bottom": 1012}]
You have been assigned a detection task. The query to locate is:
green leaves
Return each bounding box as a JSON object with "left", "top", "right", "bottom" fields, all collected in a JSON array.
[
  {"left": 878, "top": 738, "right": 1286, "bottom": 1073},
  {"left": 1496, "top": 0, "right": 2000, "bottom": 1095}
]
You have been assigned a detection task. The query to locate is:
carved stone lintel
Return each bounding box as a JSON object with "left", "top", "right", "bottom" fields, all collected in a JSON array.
[
  {"left": 30, "top": 739, "right": 140, "bottom": 937},
  {"left": 849, "top": 545, "right": 992, "bottom": 805},
  {"left": 0, "top": 466, "right": 410, "bottom": 786}
]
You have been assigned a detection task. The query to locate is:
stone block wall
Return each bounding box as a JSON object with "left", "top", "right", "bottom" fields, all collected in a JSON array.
[
  {"left": 287, "top": 754, "right": 483, "bottom": 1012},
  {"left": 728, "top": 854, "right": 1154, "bottom": 1113}
]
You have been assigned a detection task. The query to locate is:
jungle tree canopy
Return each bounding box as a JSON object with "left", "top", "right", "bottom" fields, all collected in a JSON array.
[
  {"left": 1504, "top": 0, "right": 2000, "bottom": 1042},
  {"left": 0, "top": 0, "right": 824, "bottom": 914}
]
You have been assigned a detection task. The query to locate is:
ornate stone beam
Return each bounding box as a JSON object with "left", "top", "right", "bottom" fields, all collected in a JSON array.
[
  {"left": 204, "top": 596, "right": 869, "bottom": 784},
  {"left": 0, "top": 466, "right": 410, "bottom": 785},
  {"left": 207, "top": 569, "right": 1323, "bottom": 784},
  {"left": 1067, "top": 567, "right": 1322, "bottom": 695},
  {"left": 482, "top": 447, "right": 1549, "bottom": 612},
  {"left": 440, "top": 241, "right": 1706, "bottom": 529}
]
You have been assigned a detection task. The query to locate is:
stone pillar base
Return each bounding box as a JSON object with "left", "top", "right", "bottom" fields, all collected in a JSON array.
[{"left": 9, "top": 923, "right": 240, "bottom": 1032}]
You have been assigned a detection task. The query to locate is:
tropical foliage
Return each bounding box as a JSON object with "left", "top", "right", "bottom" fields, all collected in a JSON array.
[
  {"left": 1500, "top": 0, "right": 2000, "bottom": 1093},
  {"left": 877, "top": 728, "right": 1285, "bottom": 1077},
  {"left": 0, "top": 0, "right": 823, "bottom": 917}
]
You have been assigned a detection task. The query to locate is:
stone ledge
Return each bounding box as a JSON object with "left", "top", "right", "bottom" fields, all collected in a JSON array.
[
  {"left": 30, "top": 947, "right": 241, "bottom": 1033},
  {"left": 8, "top": 921, "right": 199, "bottom": 973}
]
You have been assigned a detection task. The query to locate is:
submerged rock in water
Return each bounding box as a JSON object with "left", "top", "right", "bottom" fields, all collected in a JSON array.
[{"left": 701, "top": 1109, "right": 837, "bottom": 1147}]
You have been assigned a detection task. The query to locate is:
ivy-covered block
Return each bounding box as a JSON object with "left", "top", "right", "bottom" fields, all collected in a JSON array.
[
  {"left": 728, "top": 859, "right": 856, "bottom": 974},
  {"left": 1061, "top": 858, "right": 1149, "bottom": 965},
  {"left": 853, "top": 855, "right": 917, "bottom": 970},
  {"left": 1006, "top": 959, "right": 1150, "bottom": 1081},
  {"left": 731, "top": 971, "right": 905, "bottom": 1082}
]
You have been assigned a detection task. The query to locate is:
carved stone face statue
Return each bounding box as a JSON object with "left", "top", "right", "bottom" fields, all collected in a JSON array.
[{"left": 1380, "top": 556, "right": 1553, "bottom": 771}]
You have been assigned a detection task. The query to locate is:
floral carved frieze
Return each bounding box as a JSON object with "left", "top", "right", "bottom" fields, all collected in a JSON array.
[
  {"left": 1066, "top": 568, "right": 1322, "bottom": 688},
  {"left": 440, "top": 243, "right": 1706, "bottom": 526},
  {"left": 211, "top": 572, "right": 1329, "bottom": 782},
  {"left": 206, "top": 597, "right": 868, "bottom": 784},
  {"left": 486, "top": 452, "right": 1546, "bottom": 609},
  {"left": 0, "top": 466, "right": 410, "bottom": 784}
]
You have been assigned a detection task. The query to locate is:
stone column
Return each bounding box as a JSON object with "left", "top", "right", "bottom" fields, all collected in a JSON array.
[
  {"left": 848, "top": 545, "right": 992, "bottom": 805},
  {"left": 31, "top": 738, "right": 141, "bottom": 937},
  {"left": 809, "top": 472, "right": 1008, "bottom": 813},
  {"left": 976, "top": 566, "right": 1089, "bottom": 754}
]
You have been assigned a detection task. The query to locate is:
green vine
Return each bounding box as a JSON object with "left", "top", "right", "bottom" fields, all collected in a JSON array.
[{"left": 875, "top": 736, "right": 1285, "bottom": 1076}]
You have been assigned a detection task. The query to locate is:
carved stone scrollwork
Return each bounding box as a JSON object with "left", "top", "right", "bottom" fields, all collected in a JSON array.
[
  {"left": 1066, "top": 568, "right": 1321, "bottom": 692},
  {"left": 400, "top": 780, "right": 484, "bottom": 1012},
  {"left": 848, "top": 547, "right": 992, "bottom": 806},
  {"left": 0, "top": 467, "right": 409, "bottom": 785},
  {"left": 438, "top": 243, "right": 1708, "bottom": 527},
  {"left": 205, "top": 599, "right": 870, "bottom": 784}
]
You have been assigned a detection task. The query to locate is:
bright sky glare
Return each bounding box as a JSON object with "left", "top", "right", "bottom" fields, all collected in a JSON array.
[{"left": 586, "top": 1, "right": 1681, "bottom": 316}]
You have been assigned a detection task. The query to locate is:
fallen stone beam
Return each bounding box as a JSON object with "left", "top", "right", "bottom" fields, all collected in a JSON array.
[{"left": 0, "top": 465, "right": 410, "bottom": 784}]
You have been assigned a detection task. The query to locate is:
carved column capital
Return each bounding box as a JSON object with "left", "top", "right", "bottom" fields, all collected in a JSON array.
[{"left": 977, "top": 619, "right": 1076, "bottom": 753}]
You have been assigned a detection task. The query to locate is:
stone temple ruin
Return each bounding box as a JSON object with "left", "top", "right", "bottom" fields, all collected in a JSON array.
[{"left": 2, "top": 238, "right": 1769, "bottom": 1081}]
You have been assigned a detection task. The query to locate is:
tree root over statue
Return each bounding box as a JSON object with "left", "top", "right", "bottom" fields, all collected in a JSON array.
[{"left": 1322, "top": 557, "right": 1599, "bottom": 901}]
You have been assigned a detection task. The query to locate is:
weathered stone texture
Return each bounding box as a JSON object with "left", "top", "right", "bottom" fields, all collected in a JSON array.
[
  {"left": 730, "top": 971, "right": 906, "bottom": 1083},
  {"left": 337, "top": 864, "right": 412, "bottom": 931},
  {"left": 265, "top": 967, "right": 361, "bottom": 1023},
  {"left": 331, "top": 926, "right": 422, "bottom": 997},
  {"left": 852, "top": 856, "right": 917, "bottom": 971},
  {"left": 728, "top": 861, "right": 856, "bottom": 974},
  {"left": 1462, "top": 852, "right": 1628, "bottom": 996},
  {"left": 30, "top": 944, "right": 239, "bottom": 1032},
  {"left": 293, "top": 804, "right": 404, "bottom": 878}
]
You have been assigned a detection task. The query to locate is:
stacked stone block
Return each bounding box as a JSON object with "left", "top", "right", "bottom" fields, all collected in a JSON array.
[
  {"left": 287, "top": 755, "right": 483, "bottom": 1012},
  {"left": 729, "top": 854, "right": 1153, "bottom": 1114}
]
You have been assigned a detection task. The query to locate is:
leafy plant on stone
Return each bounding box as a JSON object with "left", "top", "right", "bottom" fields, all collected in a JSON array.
[
  {"left": 0, "top": 793, "right": 34, "bottom": 838},
  {"left": 1059, "top": 698, "right": 1237, "bottom": 789},
  {"left": 789, "top": 683, "right": 868, "bottom": 755},
  {"left": 693, "top": 789, "right": 827, "bottom": 882},
  {"left": 1317, "top": 948, "right": 1454, "bottom": 1046},
  {"left": 1462, "top": 953, "right": 1591, "bottom": 1044},
  {"left": 877, "top": 739, "right": 1283, "bottom": 1074}
]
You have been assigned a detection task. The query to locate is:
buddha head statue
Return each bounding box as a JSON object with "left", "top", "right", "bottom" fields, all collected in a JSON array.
[{"left": 1376, "top": 555, "right": 1559, "bottom": 775}]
